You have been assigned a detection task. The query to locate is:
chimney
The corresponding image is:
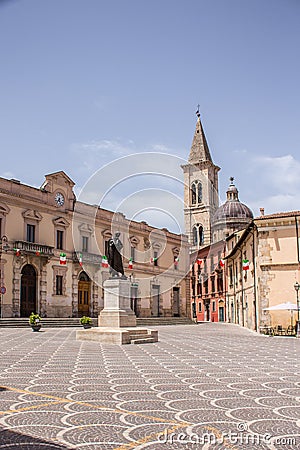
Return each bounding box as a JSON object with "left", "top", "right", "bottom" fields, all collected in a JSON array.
[{"left": 260, "top": 207, "right": 265, "bottom": 216}]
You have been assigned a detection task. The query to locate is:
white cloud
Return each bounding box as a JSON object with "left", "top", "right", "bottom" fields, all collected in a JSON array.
[
  {"left": 253, "top": 154, "right": 300, "bottom": 191},
  {"left": 70, "top": 139, "right": 135, "bottom": 173},
  {"left": 251, "top": 193, "right": 298, "bottom": 216},
  {"left": 242, "top": 153, "right": 300, "bottom": 216}
]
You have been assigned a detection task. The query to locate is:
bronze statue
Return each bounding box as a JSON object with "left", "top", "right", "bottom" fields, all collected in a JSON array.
[{"left": 106, "top": 232, "right": 126, "bottom": 279}]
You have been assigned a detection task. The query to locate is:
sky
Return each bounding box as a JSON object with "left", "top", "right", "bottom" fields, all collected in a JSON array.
[{"left": 0, "top": 0, "right": 300, "bottom": 233}]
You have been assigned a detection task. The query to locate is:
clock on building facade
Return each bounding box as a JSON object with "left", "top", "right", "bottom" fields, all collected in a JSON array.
[{"left": 55, "top": 192, "right": 65, "bottom": 207}]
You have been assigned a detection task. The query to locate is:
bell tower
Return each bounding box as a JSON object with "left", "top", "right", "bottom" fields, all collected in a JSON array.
[{"left": 182, "top": 109, "right": 220, "bottom": 251}]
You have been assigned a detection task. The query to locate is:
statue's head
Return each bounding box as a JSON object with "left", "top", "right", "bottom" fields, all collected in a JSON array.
[{"left": 115, "top": 232, "right": 120, "bottom": 237}]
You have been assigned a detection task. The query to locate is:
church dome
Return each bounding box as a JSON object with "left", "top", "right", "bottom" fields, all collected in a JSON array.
[
  {"left": 212, "top": 178, "right": 253, "bottom": 237},
  {"left": 213, "top": 200, "right": 253, "bottom": 222}
]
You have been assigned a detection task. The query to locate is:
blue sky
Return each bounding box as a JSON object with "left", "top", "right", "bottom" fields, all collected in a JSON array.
[{"left": 0, "top": 0, "right": 299, "bottom": 232}]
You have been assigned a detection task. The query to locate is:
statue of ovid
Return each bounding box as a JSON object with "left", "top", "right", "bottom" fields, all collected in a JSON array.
[{"left": 106, "top": 232, "right": 127, "bottom": 279}]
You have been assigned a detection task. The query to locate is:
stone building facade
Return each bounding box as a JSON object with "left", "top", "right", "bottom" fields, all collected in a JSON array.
[
  {"left": 0, "top": 171, "right": 190, "bottom": 319},
  {"left": 225, "top": 211, "right": 300, "bottom": 330}
]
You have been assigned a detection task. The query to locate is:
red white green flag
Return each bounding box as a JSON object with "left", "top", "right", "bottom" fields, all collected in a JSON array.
[
  {"left": 243, "top": 259, "right": 250, "bottom": 270},
  {"left": 14, "top": 248, "right": 20, "bottom": 256},
  {"left": 196, "top": 258, "right": 203, "bottom": 265},
  {"left": 102, "top": 255, "right": 108, "bottom": 268},
  {"left": 174, "top": 256, "right": 179, "bottom": 266},
  {"left": 128, "top": 258, "right": 133, "bottom": 270},
  {"left": 79, "top": 253, "right": 83, "bottom": 266},
  {"left": 60, "top": 252, "right": 67, "bottom": 265},
  {"left": 150, "top": 257, "right": 157, "bottom": 264},
  {"left": 219, "top": 259, "right": 225, "bottom": 268}
]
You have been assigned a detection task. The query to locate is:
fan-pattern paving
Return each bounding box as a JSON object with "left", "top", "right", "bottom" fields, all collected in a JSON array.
[{"left": 0, "top": 324, "right": 299, "bottom": 449}]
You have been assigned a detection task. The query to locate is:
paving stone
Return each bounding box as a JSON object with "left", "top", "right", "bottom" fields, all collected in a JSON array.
[{"left": 0, "top": 323, "right": 299, "bottom": 449}]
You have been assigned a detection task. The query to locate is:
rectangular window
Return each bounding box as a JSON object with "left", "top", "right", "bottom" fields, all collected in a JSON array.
[
  {"left": 27, "top": 224, "right": 35, "bottom": 243},
  {"left": 217, "top": 274, "right": 223, "bottom": 292},
  {"left": 204, "top": 258, "right": 207, "bottom": 273},
  {"left": 229, "top": 266, "right": 233, "bottom": 286},
  {"left": 204, "top": 279, "right": 208, "bottom": 294},
  {"left": 105, "top": 240, "right": 109, "bottom": 257},
  {"left": 197, "top": 281, "right": 202, "bottom": 296},
  {"left": 210, "top": 256, "right": 214, "bottom": 272},
  {"left": 154, "top": 251, "right": 158, "bottom": 266},
  {"left": 212, "top": 301, "right": 216, "bottom": 312},
  {"left": 82, "top": 236, "right": 89, "bottom": 253},
  {"left": 56, "top": 275, "right": 63, "bottom": 295},
  {"left": 0, "top": 218, "right": 2, "bottom": 237},
  {"left": 198, "top": 302, "right": 202, "bottom": 313},
  {"left": 211, "top": 276, "right": 215, "bottom": 293},
  {"left": 131, "top": 246, "right": 135, "bottom": 262},
  {"left": 56, "top": 230, "right": 64, "bottom": 250}
]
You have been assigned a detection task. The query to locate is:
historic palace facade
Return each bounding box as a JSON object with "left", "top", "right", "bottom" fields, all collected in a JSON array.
[{"left": 0, "top": 171, "right": 190, "bottom": 319}]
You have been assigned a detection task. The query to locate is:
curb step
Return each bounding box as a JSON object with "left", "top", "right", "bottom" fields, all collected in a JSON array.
[
  {"left": 0, "top": 317, "right": 193, "bottom": 328},
  {"left": 136, "top": 317, "right": 194, "bottom": 327},
  {"left": 131, "top": 337, "right": 156, "bottom": 344}
]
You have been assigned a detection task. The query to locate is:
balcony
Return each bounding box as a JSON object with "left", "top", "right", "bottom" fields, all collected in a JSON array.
[
  {"left": 14, "top": 241, "right": 54, "bottom": 257},
  {"left": 73, "top": 251, "right": 102, "bottom": 266}
]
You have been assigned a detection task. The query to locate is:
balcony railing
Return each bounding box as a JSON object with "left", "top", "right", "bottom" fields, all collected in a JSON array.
[
  {"left": 73, "top": 251, "right": 102, "bottom": 265},
  {"left": 14, "top": 241, "right": 54, "bottom": 256}
]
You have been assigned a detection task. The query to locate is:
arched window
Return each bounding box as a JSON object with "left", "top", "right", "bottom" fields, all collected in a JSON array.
[
  {"left": 191, "top": 183, "right": 197, "bottom": 205},
  {"left": 199, "top": 226, "right": 204, "bottom": 245},
  {"left": 79, "top": 271, "right": 90, "bottom": 282},
  {"left": 197, "top": 182, "right": 202, "bottom": 203},
  {"left": 191, "top": 180, "right": 202, "bottom": 205},
  {"left": 193, "top": 226, "right": 198, "bottom": 245},
  {"left": 192, "top": 224, "right": 204, "bottom": 246}
]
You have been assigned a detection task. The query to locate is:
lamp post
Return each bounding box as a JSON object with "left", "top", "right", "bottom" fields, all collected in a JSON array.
[
  {"left": 0, "top": 235, "right": 9, "bottom": 318},
  {"left": 294, "top": 281, "right": 300, "bottom": 338}
]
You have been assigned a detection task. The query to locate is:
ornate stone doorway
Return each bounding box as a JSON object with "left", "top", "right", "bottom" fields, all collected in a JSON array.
[
  {"left": 78, "top": 272, "right": 91, "bottom": 317},
  {"left": 20, "top": 264, "right": 37, "bottom": 317}
]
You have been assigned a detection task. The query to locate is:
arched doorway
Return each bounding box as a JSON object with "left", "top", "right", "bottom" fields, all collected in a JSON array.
[
  {"left": 20, "top": 264, "right": 37, "bottom": 317},
  {"left": 78, "top": 272, "right": 91, "bottom": 317}
]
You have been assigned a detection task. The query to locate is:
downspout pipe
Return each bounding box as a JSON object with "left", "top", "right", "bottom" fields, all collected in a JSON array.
[{"left": 296, "top": 216, "right": 300, "bottom": 263}]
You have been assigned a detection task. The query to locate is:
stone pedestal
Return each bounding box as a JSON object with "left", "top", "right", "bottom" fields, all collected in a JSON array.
[
  {"left": 76, "top": 278, "right": 158, "bottom": 345},
  {"left": 99, "top": 278, "right": 136, "bottom": 328}
]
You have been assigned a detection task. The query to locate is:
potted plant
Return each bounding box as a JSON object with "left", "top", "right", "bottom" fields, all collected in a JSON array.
[
  {"left": 80, "top": 316, "right": 92, "bottom": 329},
  {"left": 29, "top": 312, "right": 42, "bottom": 332}
]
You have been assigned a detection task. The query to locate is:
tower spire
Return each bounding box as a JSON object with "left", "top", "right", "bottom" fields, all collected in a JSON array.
[{"left": 188, "top": 109, "right": 213, "bottom": 164}]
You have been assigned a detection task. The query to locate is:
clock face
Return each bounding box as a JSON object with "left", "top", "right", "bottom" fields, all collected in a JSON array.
[{"left": 55, "top": 192, "right": 65, "bottom": 207}]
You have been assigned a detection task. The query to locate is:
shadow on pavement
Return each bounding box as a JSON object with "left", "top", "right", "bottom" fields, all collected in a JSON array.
[{"left": 0, "top": 426, "right": 71, "bottom": 449}]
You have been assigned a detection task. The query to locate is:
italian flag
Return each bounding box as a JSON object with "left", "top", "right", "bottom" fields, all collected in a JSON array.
[
  {"left": 14, "top": 248, "right": 20, "bottom": 257},
  {"left": 243, "top": 259, "right": 250, "bottom": 270},
  {"left": 219, "top": 259, "right": 225, "bottom": 268},
  {"left": 102, "top": 255, "right": 108, "bottom": 268},
  {"left": 150, "top": 257, "right": 157, "bottom": 264},
  {"left": 128, "top": 258, "right": 133, "bottom": 270},
  {"left": 36, "top": 251, "right": 40, "bottom": 256},
  {"left": 60, "top": 252, "right": 67, "bottom": 265},
  {"left": 196, "top": 258, "right": 203, "bottom": 265},
  {"left": 174, "top": 256, "right": 179, "bottom": 266},
  {"left": 79, "top": 253, "right": 83, "bottom": 266}
]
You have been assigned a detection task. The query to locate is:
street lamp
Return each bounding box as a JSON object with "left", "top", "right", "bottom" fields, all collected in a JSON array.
[
  {"left": 0, "top": 235, "right": 9, "bottom": 318},
  {"left": 294, "top": 281, "right": 300, "bottom": 338}
]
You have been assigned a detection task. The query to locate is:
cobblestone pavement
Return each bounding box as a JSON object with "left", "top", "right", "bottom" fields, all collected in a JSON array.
[{"left": 0, "top": 323, "right": 299, "bottom": 450}]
